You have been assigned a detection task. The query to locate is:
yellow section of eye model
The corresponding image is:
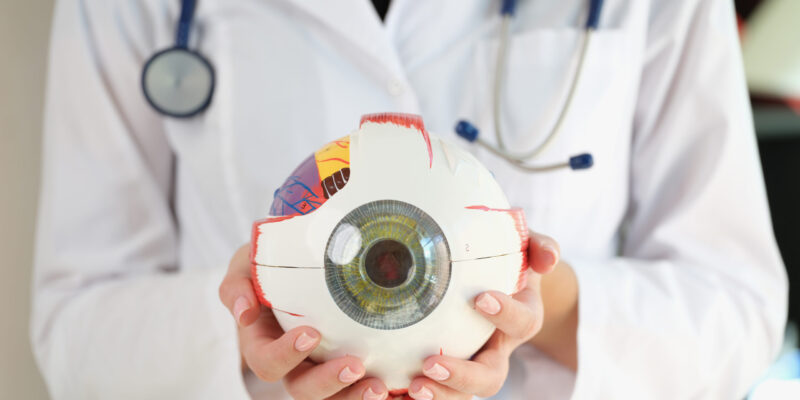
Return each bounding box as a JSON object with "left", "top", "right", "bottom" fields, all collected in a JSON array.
[{"left": 314, "top": 137, "right": 351, "bottom": 180}]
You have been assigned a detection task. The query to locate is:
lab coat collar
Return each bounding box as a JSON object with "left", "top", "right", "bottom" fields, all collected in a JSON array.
[{"left": 277, "top": 0, "right": 407, "bottom": 77}]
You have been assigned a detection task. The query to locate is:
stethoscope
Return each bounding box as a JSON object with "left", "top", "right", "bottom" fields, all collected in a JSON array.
[
  {"left": 455, "top": 0, "right": 602, "bottom": 172},
  {"left": 142, "top": 0, "right": 602, "bottom": 172},
  {"left": 142, "top": 0, "right": 214, "bottom": 117}
]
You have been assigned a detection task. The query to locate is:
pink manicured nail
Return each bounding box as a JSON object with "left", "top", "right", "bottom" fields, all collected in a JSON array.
[
  {"left": 423, "top": 362, "right": 450, "bottom": 381},
  {"left": 410, "top": 385, "right": 434, "bottom": 400},
  {"left": 233, "top": 296, "right": 250, "bottom": 325},
  {"left": 363, "top": 387, "right": 388, "bottom": 400},
  {"left": 476, "top": 293, "right": 501, "bottom": 315},
  {"left": 338, "top": 366, "right": 362, "bottom": 383},
  {"left": 294, "top": 332, "right": 318, "bottom": 352},
  {"left": 541, "top": 244, "right": 559, "bottom": 267}
]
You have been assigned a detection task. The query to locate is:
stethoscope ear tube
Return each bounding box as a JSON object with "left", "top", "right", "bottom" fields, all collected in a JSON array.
[
  {"left": 455, "top": 0, "right": 603, "bottom": 173},
  {"left": 455, "top": 121, "right": 592, "bottom": 172}
]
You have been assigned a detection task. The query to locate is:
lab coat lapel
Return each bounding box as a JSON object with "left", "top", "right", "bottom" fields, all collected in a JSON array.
[{"left": 277, "top": 0, "right": 407, "bottom": 76}]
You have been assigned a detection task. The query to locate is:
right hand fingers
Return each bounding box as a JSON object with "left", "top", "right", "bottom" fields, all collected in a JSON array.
[
  {"left": 327, "top": 377, "right": 389, "bottom": 400},
  {"left": 240, "top": 312, "right": 387, "bottom": 400},
  {"left": 527, "top": 231, "right": 560, "bottom": 274},
  {"left": 226, "top": 245, "right": 387, "bottom": 399},
  {"left": 240, "top": 322, "right": 322, "bottom": 382},
  {"left": 219, "top": 244, "right": 260, "bottom": 327},
  {"left": 283, "top": 354, "right": 368, "bottom": 400}
]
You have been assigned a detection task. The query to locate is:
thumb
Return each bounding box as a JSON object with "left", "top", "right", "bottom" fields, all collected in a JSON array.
[
  {"left": 527, "top": 231, "right": 560, "bottom": 274},
  {"left": 219, "top": 244, "right": 261, "bottom": 327}
]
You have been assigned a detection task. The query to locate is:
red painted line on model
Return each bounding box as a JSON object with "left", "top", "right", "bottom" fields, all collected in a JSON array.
[
  {"left": 360, "top": 112, "right": 433, "bottom": 168},
  {"left": 251, "top": 215, "right": 296, "bottom": 307},
  {"left": 466, "top": 205, "right": 531, "bottom": 293},
  {"left": 316, "top": 157, "right": 350, "bottom": 165},
  {"left": 250, "top": 261, "right": 272, "bottom": 308},
  {"left": 272, "top": 308, "right": 305, "bottom": 317},
  {"left": 250, "top": 215, "right": 295, "bottom": 265},
  {"left": 464, "top": 205, "right": 516, "bottom": 212},
  {"left": 421, "top": 129, "right": 432, "bottom": 168}
]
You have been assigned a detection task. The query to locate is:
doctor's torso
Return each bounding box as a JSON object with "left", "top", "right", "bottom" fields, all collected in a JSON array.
[
  {"left": 36, "top": 0, "right": 781, "bottom": 398},
  {"left": 136, "top": 0, "right": 642, "bottom": 397}
]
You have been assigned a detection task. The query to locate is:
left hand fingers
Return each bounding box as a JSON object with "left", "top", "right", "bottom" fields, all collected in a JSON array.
[
  {"left": 413, "top": 350, "right": 508, "bottom": 399},
  {"left": 473, "top": 284, "right": 543, "bottom": 343}
]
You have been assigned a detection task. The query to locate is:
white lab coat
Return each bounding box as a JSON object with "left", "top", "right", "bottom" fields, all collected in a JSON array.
[{"left": 31, "top": 0, "right": 787, "bottom": 399}]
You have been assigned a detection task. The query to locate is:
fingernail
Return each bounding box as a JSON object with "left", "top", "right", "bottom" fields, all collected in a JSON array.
[
  {"left": 294, "top": 332, "right": 318, "bottom": 352},
  {"left": 363, "top": 387, "right": 387, "bottom": 400},
  {"left": 338, "top": 366, "right": 362, "bottom": 384},
  {"left": 422, "top": 362, "right": 450, "bottom": 381},
  {"left": 233, "top": 296, "right": 250, "bottom": 325},
  {"left": 409, "top": 385, "right": 434, "bottom": 400},
  {"left": 541, "top": 244, "right": 559, "bottom": 267},
  {"left": 476, "top": 293, "right": 501, "bottom": 315}
]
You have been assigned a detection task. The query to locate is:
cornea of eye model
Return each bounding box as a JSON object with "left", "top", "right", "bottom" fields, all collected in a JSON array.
[{"left": 251, "top": 113, "right": 530, "bottom": 392}]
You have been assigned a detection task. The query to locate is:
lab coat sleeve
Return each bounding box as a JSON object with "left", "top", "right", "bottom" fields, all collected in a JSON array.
[
  {"left": 30, "top": 1, "right": 250, "bottom": 398},
  {"left": 569, "top": 0, "right": 788, "bottom": 398}
]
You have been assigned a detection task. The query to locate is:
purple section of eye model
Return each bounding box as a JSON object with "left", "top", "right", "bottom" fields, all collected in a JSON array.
[{"left": 269, "top": 154, "right": 325, "bottom": 217}]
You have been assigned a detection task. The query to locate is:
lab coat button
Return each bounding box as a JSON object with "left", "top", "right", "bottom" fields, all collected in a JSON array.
[{"left": 386, "top": 78, "right": 405, "bottom": 97}]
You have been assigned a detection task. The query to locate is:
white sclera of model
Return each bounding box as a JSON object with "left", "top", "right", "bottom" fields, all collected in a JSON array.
[{"left": 252, "top": 115, "right": 526, "bottom": 391}]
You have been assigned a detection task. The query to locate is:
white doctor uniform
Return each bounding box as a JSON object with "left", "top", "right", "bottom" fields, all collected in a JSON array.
[{"left": 32, "top": 0, "right": 788, "bottom": 399}]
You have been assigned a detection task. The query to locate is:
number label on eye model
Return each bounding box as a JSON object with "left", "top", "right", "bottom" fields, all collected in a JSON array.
[{"left": 465, "top": 243, "right": 470, "bottom": 252}]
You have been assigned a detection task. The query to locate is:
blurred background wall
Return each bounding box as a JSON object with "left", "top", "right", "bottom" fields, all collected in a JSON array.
[
  {"left": 0, "top": 0, "right": 797, "bottom": 399},
  {"left": 0, "top": 1, "right": 53, "bottom": 399}
]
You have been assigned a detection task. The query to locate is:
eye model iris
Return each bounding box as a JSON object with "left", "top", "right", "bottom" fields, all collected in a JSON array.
[{"left": 325, "top": 200, "right": 450, "bottom": 330}]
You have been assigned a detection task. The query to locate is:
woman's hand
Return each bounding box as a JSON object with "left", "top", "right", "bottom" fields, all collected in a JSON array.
[
  {"left": 219, "top": 245, "right": 389, "bottom": 400},
  {"left": 406, "top": 232, "right": 560, "bottom": 400}
]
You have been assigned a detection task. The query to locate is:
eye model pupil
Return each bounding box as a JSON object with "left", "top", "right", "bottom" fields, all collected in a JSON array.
[{"left": 364, "top": 239, "right": 413, "bottom": 288}]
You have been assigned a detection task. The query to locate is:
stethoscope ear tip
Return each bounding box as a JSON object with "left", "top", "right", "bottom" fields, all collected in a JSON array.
[
  {"left": 569, "top": 153, "right": 594, "bottom": 170},
  {"left": 455, "top": 120, "right": 480, "bottom": 143},
  {"left": 500, "top": 0, "right": 518, "bottom": 16}
]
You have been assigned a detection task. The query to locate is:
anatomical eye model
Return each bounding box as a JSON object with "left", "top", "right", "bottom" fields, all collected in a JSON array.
[{"left": 251, "top": 113, "right": 529, "bottom": 394}]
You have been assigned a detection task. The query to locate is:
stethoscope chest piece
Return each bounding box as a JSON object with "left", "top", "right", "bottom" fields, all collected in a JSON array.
[
  {"left": 142, "top": 0, "right": 214, "bottom": 118},
  {"left": 142, "top": 47, "right": 214, "bottom": 118}
]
